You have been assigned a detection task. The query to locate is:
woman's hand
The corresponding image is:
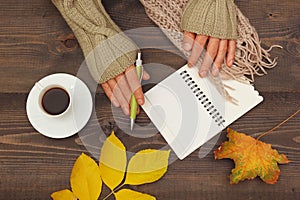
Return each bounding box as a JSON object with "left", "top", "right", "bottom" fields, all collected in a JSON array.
[
  {"left": 183, "top": 31, "right": 236, "bottom": 77},
  {"left": 101, "top": 64, "right": 150, "bottom": 116}
]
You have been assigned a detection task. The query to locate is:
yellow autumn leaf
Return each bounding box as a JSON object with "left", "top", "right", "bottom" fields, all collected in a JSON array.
[
  {"left": 114, "top": 189, "right": 156, "bottom": 200},
  {"left": 124, "top": 149, "right": 170, "bottom": 185},
  {"left": 51, "top": 189, "right": 76, "bottom": 200},
  {"left": 214, "top": 128, "right": 290, "bottom": 184},
  {"left": 99, "top": 131, "right": 127, "bottom": 190},
  {"left": 71, "top": 153, "right": 102, "bottom": 200}
]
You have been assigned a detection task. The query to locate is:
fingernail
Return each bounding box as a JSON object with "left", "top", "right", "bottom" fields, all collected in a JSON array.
[
  {"left": 183, "top": 43, "right": 192, "bottom": 51},
  {"left": 137, "top": 99, "right": 144, "bottom": 105},
  {"left": 112, "top": 99, "right": 119, "bottom": 107},
  {"left": 212, "top": 67, "right": 219, "bottom": 76},
  {"left": 188, "top": 62, "right": 193, "bottom": 67},
  {"left": 143, "top": 73, "right": 150, "bottom": 80},
  {"left": 200, "top": 70, "right": 207, "bottom": 77},
  {"left": 124, "top": 107, "right": 130, "bottom": 116},
  {"left": 228, "top": 59, "right": 233, "bottom": 66}
]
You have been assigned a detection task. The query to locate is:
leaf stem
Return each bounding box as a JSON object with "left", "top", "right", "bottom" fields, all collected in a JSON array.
[
  {"left": 257, "top": 109, "right": 300, "bottom": 140},
  {"left": 102, "top": 192, "right": 113, "bottom": 200},
  {"left": 102, "top": 183, "right": 125, "bottom": 200}
]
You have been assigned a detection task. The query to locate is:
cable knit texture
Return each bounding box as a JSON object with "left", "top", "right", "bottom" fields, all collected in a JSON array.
[
  {"left": 52, "top": 0, "right": 138, "bottom": 83},
  {"left": 181, "top": 0, "right": 237, "bottom": 39}
]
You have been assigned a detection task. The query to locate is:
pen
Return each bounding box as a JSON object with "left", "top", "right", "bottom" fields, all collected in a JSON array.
[{"left": 130, "top": 53, "right": 143, "bottom": 131}]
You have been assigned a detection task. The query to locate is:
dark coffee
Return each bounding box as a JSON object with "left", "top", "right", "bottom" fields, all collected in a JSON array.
[{"left": 42, "top": 87, "right": 70, "bottom": 115}]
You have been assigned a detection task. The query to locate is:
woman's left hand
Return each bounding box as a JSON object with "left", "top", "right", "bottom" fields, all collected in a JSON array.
[{"left": 183, "top": 31, "right": 236, "bottom": 77}]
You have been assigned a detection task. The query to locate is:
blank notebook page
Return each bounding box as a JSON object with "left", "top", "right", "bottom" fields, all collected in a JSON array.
[{"left": 142, "top": 65, "right": 263, "bottom": 159}]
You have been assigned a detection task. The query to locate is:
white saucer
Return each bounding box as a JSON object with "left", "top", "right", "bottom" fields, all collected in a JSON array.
[{"left": 26, "top": 73, "right": 93, "bottom": 139}]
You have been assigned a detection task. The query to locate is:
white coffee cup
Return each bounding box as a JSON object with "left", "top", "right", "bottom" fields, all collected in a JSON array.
[{"left": 35, "top": 82, "right": 72, "bottom": 118}]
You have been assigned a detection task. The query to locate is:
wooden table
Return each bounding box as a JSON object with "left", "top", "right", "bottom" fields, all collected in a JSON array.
[{"left": 0, "top": 0, "right": 299, "bottom": 199}]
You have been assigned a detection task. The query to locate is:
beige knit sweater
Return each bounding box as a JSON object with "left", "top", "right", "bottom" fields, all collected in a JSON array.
[
  {"left": 181, "top": 0, "right": 237, "bottom": 39},
  {"left": 52, "top": 0, "right": 278, "bottom": 84},
  {"left": 52, "top": 0, "right": 138, "bottom": 83},
  {"left": 52, "top": 0, "right": 238, "bottom": 83}
]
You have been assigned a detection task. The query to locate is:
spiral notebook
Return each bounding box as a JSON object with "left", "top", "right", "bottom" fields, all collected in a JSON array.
[{"left": 142, "top": 64, "right": 263, "bottom": 159}]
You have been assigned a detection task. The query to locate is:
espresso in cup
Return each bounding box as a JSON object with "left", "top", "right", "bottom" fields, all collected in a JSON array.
[{"left": 37, "top": 84, "right": 71, "bottom": 117}]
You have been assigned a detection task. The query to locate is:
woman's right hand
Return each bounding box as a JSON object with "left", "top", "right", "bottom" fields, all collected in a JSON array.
[{"left": 101, "top": 64, "right": 150, "bottom": 116}]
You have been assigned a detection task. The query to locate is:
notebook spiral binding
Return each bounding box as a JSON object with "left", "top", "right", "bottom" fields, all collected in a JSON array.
[{"left": 179, "top": 70, "right": 225, "bottom": 127}]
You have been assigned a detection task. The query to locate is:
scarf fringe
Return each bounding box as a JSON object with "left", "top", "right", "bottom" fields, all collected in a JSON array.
[{"left": 221, "top": 7, "right": 282, "bottom": 83}]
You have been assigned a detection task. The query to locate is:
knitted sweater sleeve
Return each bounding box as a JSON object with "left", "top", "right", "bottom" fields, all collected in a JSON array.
[
  {"left": 181, "top": 0, "right": 237, "bottom": 39},
  {"left": 52, "top": 0, "right": 138, "bottom": 83}
]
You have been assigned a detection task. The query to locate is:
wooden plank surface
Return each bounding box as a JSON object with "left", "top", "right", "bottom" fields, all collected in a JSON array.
[{"left": 0, "top": 0, "right": 299, "bottom": 199}]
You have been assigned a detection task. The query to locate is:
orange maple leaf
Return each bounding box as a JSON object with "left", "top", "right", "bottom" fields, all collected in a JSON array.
[{"left": 214, "top": 128, "right": 290, "bottom": 184}]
